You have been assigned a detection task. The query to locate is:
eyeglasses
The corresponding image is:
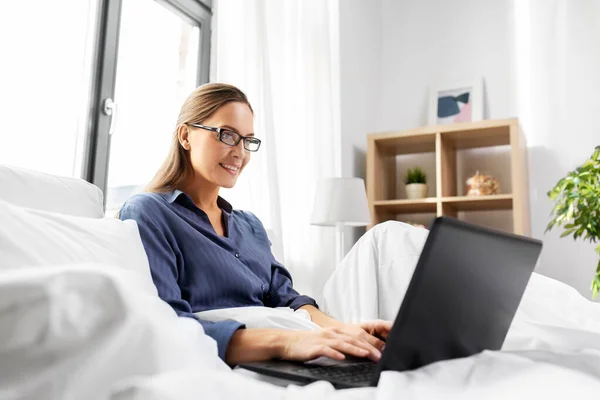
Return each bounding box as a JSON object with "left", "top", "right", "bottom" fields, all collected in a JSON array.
[{"left": 187, "top": 123, "right": 261, "bottom": 152}]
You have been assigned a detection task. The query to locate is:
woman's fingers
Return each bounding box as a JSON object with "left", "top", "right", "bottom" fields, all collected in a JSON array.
[
  {"left": 353, "top": 329, "right": 386, "bottom": 351},
  {"left": 333, "top": 334, "right": 382, "bottom": 361},
  {"left": 361, "top": 320, "right": 393, "bottom": 339},
  {"left": 328, "top": 326, "right": 384, "bottom": 360},
  {"left": 326, "top": 339, "right": 371, "bottom": 359},
  {"left": 284, "top": 328, "right": 388, "bottom": 362},
  {"left": 316, "top": 345, "right": 345, "bottom": 360},
  {"left": 375, "top": 320, "right": 393, "bottom": 337}
]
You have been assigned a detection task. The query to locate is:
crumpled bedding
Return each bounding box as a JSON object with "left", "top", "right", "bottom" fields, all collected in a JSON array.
[{"left": 3, "top": 218, "right": 600, "bottom": 399}]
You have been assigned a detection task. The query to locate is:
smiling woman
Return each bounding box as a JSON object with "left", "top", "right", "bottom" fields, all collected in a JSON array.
[
  {"left": 145, "top": 83, "right": 254, "bottom": 194},
  {"left": 117, "top": 83, "right": 391, "bottom": 366}
]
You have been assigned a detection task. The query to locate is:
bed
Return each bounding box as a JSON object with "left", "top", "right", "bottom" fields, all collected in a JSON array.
[{"left": 1, "top": 164, "right": 599, "bottom": 399}]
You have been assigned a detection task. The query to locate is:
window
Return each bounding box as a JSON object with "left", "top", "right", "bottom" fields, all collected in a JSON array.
[
  {"left": 89, "top": 0, "right": 212, "bottom": 213},
  {"left": 0, "top": 0, "right": 211, "bottom": 214},
  {"left": 103, "top": 0, "right": 202, "bottom": 215},
  {"left": 0, "top": 0, "right": 99, "bottom": 178}
]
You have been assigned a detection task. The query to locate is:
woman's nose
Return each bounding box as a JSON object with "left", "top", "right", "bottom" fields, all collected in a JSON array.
[{"left": 231, "top": 140, "right": 246, "bottom": 159}]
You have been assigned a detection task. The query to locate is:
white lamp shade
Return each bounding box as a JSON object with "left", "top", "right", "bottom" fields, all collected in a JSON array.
[{"left": 310, "top": 177, "right": 371, "bottom": 227}]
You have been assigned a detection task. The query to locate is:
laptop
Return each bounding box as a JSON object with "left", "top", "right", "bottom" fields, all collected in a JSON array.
[{"left": 239, "top": 217, "right": 543, "bottom": 388}]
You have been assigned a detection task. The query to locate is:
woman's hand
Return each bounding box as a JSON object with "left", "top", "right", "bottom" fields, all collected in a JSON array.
[
  {"left": 335, "top": 320, "right": 392, "bottom": 354},
  {"left": 278, "top": 324, "right": 390, "bottom": 362}
]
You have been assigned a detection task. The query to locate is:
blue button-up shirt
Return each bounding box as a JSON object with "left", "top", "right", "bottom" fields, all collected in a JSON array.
[{"left": 118, "top": 190, "right": 317, "bottom": 361}]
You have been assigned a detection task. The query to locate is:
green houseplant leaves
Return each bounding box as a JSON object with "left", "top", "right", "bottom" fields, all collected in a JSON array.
[
  {"left": 546, "top": 146, "right": 600, "bottom": 297},
  {"left": 405, "top": 167, "right": 427, "bottom": 185}
]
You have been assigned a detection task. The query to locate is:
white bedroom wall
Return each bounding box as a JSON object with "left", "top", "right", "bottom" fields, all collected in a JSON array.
[
  {"left": 513, "top": 0, "right": 600, "bottom": 299},
  {"left": 338, "top": 0, "right": 382, "bottom": 252},
  {"left": 338, "top": 0, "right": 600, "bottom": 298},
  {"left": 378, "top": 0, "right": 515, "bottom": 130}
]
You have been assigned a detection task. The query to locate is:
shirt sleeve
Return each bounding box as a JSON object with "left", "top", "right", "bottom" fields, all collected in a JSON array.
[
  {"left": 119, "top": 203, "right": 244, "bottom": 361},
  {"left": 241, "top": 211, "right": 318, "bottom": 310},
  {"left": 269, "top": 260, "right": 319, "bottom": 310}
]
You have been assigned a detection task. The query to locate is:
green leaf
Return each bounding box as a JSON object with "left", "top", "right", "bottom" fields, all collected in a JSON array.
[
  {"left": 545, "top": 220, "right": 556, "bottom": 233},
  {"left": 404, "top": 167, "right": 427, "bottom": 184},
  {"left": 560, "top": 228, "right": 576, "bottom": 238},
  {"left": 566, "top": 202, "right": 575, "bottom": 221},
  {"left": 593, "top": 267, "right": 600, "bottom": 299}
]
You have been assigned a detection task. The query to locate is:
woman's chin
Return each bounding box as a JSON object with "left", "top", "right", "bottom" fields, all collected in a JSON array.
[{"left": 219, "top": 178, "right": 238, "bottom": 189}]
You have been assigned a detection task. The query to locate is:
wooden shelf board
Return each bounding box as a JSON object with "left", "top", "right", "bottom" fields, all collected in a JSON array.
[
  {"left": 369, "top": 118, "right": 517, "bottom": 152},
  {"left": 374, "top": 198, "right": 438, "bottom": 214},
  {"left": 374, "top": 134, "right": 437, "bottom": 155},
  {"left": 442, "top": 126, "right": 510, "bottom": 149},
  {"left": 434, "top": 118, "right": 517, "bottom": 134},
  {"left": 369, "top": 118, "right": 517, "bottom": 138},
  {"left": 441, "top": 194, "right": 513, "bottom": 211}
]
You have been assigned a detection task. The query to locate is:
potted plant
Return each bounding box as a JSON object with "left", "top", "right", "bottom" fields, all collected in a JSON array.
[
  {"left": 546, "top": 146, "right": 600, "bottom": 297},
  {"left": 405, "top": 167, "right": 428, "bottom": 200}
]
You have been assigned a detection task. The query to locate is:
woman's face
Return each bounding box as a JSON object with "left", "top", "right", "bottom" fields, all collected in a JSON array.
[{"left": 180, "top": 102, "right": 254, "bottom": 189}]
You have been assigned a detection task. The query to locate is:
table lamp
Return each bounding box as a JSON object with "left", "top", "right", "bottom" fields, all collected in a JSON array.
[{"left": 310, "top": 177, "right": 372, "bottom": 263}]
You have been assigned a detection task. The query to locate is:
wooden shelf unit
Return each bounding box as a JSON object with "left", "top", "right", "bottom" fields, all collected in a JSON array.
[{"left": 366, "top": 118, "right": 530, "bottom": 235}]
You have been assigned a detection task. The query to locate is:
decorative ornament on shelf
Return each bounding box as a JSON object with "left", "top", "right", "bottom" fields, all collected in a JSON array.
[
  {"left": 405, "top": 167, "right": 428, "bottom": 200},
  {"left": 546, "top": 145, "right": 600, "bottom": 298},
  {"left": 466, "top": 171, "right": 500, "bottom": 196}
]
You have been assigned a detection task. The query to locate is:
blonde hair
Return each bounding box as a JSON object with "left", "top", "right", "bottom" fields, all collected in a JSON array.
[{"left": 145, "top": 83, "right": 253, "bottom": 193}]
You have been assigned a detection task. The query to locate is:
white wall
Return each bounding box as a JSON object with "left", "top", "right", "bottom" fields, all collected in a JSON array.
[
  {"left": 339, "top": 0, "right": 600, "bottom": 298},
  {"left": 339, "top": 0, "right": 382, "bottom": 178},
  {"left": 514, "top": 0, "right": 600, "bottom": 298},
  {"left": 339, "top": 0, "right": 383, "bottom": 250}
]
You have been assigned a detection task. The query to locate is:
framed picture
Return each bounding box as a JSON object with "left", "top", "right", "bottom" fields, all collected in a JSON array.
[{"left": 428, "top": 78, "right": 484, "bottom": 125}]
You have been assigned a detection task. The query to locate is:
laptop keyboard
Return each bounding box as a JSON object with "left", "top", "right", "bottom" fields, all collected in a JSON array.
[{"left": 289, "top": 362, "right": 376, "bottom": 385}]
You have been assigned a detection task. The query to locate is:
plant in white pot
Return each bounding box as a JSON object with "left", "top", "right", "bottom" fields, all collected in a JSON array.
[{"left": 405, "top": 167, "right": 428, "bottom": 200}]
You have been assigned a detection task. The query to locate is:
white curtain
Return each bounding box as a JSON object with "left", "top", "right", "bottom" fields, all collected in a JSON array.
[
  {"left": 513, "top": 0, "right": 600, "bottom": 295},
  {"left": 212, "top": 0, "right": 342, "bottom": 300}
]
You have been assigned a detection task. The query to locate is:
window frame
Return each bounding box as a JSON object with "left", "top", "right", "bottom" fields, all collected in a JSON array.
[{"left": 83, "top": 0, "right": 212, "bottom": 202}]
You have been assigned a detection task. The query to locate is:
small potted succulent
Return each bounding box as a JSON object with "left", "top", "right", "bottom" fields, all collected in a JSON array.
[
  {"left": 546, "top": 146, "right": 600, "bottom": 297},
  {"left": 405, "top": 167, "right": 428, "bottom": 200}
]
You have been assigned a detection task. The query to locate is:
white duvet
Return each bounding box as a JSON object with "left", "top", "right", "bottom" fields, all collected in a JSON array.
[{"left": 2, "top": 220, "right": 600, "bottom": 399}]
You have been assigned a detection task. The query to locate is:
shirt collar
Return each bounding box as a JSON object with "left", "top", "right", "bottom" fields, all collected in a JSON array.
[{"left": 164, "top": 189, "right": 233, "bottom": 213}]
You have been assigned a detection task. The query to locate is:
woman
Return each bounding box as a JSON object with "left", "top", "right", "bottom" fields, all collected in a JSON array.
[{"left": 119, "top": 83, "right": 391, "bottom": 365}]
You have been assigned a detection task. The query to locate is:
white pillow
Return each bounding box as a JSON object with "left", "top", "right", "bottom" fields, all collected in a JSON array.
[
  {"left": 0, "top": 199, "right": 156, "bottom": 296},
  {"left": 0, "top": 164, "right": 104, "bottom": 218},
  {"left": 195, "top": 306, "right": 320, "bottom": 331}
]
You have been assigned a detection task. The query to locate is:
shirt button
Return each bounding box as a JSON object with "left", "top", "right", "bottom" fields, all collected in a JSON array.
[
  {"left": 235, "top": 253, "right": 240, "bottom": 258},
  {"left": 261, "top": 284, "right": 266, "bottom": 290}
]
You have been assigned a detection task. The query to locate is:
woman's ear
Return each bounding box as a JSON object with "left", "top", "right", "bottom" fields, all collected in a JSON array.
[{"left": 178, "top": 125, "right": 191, "bottom": 150}]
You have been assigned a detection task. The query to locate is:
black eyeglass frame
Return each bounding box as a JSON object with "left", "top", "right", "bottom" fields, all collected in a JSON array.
[{"left": 187, "top": 123, "right": 261, "bottom": 152}]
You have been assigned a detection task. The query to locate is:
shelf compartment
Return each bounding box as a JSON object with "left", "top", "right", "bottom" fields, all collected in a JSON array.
[
  {"left": 374, "top": 198, "right": 438, "bottom": 214},
  {"left": 441, "top": 194, "right": 513, "bottom": 211},
  {"left": 440, "top": 122, "right": 511, "bottom": 150},
  {"left": 374, "top": 133, "right": 437, "bottom": 155}
]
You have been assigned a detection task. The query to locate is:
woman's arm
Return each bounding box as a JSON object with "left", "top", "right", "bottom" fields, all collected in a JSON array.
[
  {"left": 299, "top": 304, "right": 343, "bottom": 328},
  {"left": 225, "top": 328, "right": 283, "bottom": 364}
]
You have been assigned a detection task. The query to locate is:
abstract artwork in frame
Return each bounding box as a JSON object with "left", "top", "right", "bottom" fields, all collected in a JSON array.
[{"left": 428, "top": 78, "right": 484, "bottom": 126}]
